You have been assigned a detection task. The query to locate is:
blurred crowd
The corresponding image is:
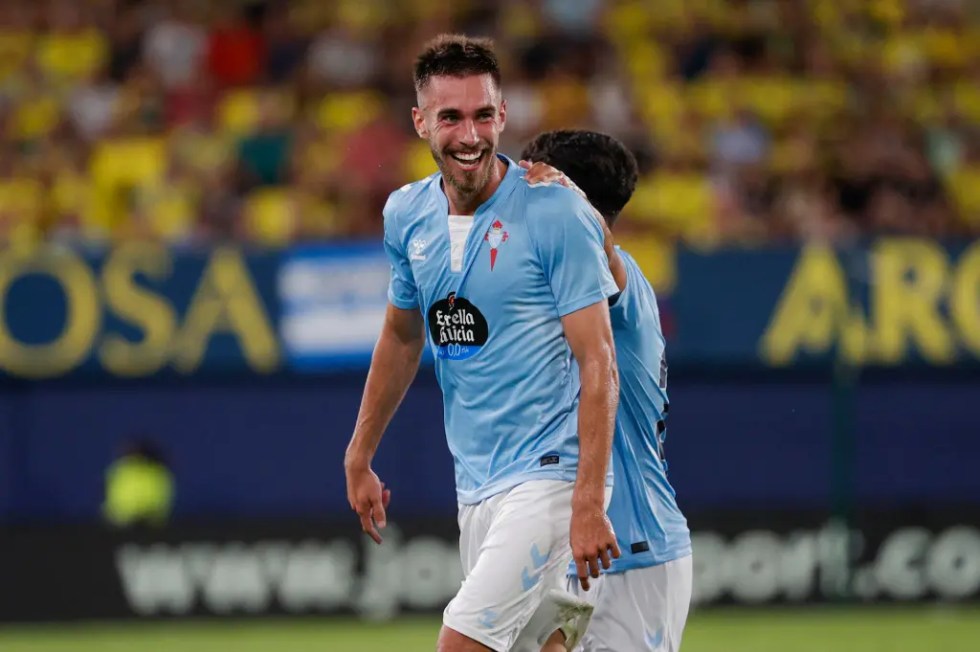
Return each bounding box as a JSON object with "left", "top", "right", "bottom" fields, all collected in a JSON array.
[{"left": 0, "top": 0, "right": 979, "bottom": 250}]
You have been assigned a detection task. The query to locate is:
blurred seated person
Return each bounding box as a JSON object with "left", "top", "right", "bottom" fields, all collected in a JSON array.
[{"left": 102, "top": 438, "right": 174, "bottom": 528}]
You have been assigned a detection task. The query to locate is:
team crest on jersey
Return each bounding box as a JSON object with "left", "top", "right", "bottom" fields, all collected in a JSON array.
[
  {"left": 484, "top": 220, "right": 508, "bottom": 270},
  {"left": 427, "top": 292, "right": 489, "bottom": 360}
]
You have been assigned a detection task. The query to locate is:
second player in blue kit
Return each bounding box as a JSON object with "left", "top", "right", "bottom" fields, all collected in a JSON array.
[{"left": 520, "top": 130, "right": 693, "bottom": 652}]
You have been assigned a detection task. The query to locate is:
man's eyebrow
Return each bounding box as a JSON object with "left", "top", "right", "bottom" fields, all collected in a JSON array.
[{"left": 436, "top": 106, "right": 496, "bottom": 119}]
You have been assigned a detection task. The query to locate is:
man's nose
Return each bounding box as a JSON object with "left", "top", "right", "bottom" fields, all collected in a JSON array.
[{"left": 459, "top": 119, "right": 479, "bottom": 146}]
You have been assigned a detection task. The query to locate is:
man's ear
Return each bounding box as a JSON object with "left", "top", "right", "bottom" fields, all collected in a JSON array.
[{"left": 412, "top": 107, "right": 428, "bottom": 139}]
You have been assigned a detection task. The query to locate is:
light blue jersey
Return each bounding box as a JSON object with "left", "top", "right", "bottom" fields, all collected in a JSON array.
[
  {"left": 384, "top": 156, "right": 619, "bottom": 505},
  {"left": 570, "top": 249, "right": 691, "bottom": 575}
]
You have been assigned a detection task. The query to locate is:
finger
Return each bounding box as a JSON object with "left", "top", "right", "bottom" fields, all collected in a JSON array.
[
  {"left": 359, "top": 509, "right": 383, "bottom": 544},
  {"left": 382, "top": 488, "right": 392, "bottom": 509},
  {"left": 518, "top": 159, "right": 531, "bottom": 169},
  {"left": 599, "top": 547, "right": 612, "bottom": 570},
  {"left": 575, "top": 558, "right": 589, "bottom": 591},
  {"left": 372, "top": 495, "right": 387, "bottom": 530},
  {"left": 525, "top": 166, "right": 545, "bottom": 183},
  {"left": 588, "top": 553, "right": 600, "bottom": 579},
  {"left": 558, "top": 173, "right": 570, "bottom": 188},
  {"left": 610, "top": 539, "right": 622, "bottom": 559}
]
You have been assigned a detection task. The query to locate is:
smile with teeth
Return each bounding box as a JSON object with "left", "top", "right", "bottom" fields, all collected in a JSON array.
[{"left": 450, "top": 151, "right": 484, "bottom": 166}]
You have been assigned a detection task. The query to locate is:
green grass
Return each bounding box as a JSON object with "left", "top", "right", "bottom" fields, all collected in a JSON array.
[{"left": 1, "top": 607, "right": 978, "bottom": 651}]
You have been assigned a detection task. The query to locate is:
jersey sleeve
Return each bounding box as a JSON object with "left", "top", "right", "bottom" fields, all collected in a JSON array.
[
  {"left": 383, "top": 202, "right": 419, "bottom": 310},
  {"left": 528, "top": 189, "right": 619, "bottom": 317}
]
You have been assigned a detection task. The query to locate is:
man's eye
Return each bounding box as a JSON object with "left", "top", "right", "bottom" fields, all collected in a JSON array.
[
  {"left": 478, "top": 112, "right": 494, "bottom": 120},
  {"left": 443, "top": 115, "right": 459, "bottom": 124}
]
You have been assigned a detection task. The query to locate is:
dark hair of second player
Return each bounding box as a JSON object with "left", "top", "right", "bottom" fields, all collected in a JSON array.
[{"left": 521, "top": 130, "right": 639, "bottom": 227}]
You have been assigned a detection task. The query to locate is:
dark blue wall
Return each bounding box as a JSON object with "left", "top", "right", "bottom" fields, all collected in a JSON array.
[{"left": 3, "top": 372, "right": 978, "bottom": 523}]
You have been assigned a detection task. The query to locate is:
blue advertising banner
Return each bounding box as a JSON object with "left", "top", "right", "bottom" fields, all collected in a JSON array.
[
  {"left": 2, "top": 238, "right": 978, "bottom": 380},
  {"left": 278, "top": 243, "right": 389, "bottom": 370},
  {"left": 0, "top": 244, "right": 281, "bottom": 380},
  {"left": 670, "top": 238, "right": 980, "bottom": 368}
]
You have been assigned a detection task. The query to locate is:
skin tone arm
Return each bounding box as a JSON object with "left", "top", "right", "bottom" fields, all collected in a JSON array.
[
  {"left": 344, "top": 303, "right": 426, "bottom": 544},
  {"left": 561, "top": 300, "right": 622, "bottom": 590}
]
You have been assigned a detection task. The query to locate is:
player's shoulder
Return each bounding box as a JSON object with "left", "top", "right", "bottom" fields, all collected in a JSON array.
[
  {"left": 519, "top": 181, "right": 600, "bottom": 244},
  {"left": 521, "top": 178, "right": 592, "bottom": 216},
  {"left": 383, "top": 173, "right": 441, "bottom": 223},
  {"left": 616, "top": 247, "right": 657, "bottom": 298}
]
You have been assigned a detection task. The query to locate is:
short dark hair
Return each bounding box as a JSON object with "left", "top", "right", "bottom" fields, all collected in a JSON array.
[
  {"left": 521, "top": 130, "right": 639, "bottom": 226},
  {"left": 414, "top": 34, "right": 501, "bottom": 95}
]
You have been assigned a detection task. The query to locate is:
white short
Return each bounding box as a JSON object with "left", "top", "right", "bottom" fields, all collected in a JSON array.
[
  {"left": 566, "top": 555, "right": 693, "bottom": 652},
  {"left": 443, "top": 480, "right": 577, "bottom": 651}
]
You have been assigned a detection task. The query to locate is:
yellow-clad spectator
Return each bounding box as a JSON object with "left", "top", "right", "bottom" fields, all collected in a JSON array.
[
  {"left": 7, "top": 85, "right": 61, "bottom": 142},
  {"left": 169, "top": 121, "right": 234, "bottom": 178},
  {"left": 739, "top": 75, "right": 798, "bottom": 128},
  {"left": 88, "top": 137, "right": 167, "bottom": 235},
  {"left": 292, "top": 181, "right": 342, "bottom": 241},
  {"left": 132, "top": 162, "right": 201, "bottom": 243},
  {"left": 0, "top": 166, "right": 43, "bottom": 245},
  {"left": 952, "top": 76, "right": 980, "bottom": 123},
  {"left": 0, "top": 3, "right": 34, "bottom": 79},
  {"left": 628, "top": 152, "right": 717, "bottom": 244},
  {"left": 35, "top": 3, "right": 106, "bottom": 85},
  {"left": 538, "top": 73, "right": 591, "bottom": 131},
  {"left": 103, "top": 439, "right": 174, "bottom": 529},
  {"left": 946, "top": 145, "right": 980, "bottom": 230},
  {"left": 312, "top": 90, "right": 383, "bottom": 136},
  {"left": 243, "top": 187, "right": 295, "bottom": 247},
  {"left": 0, "top": 0, "right": 970, "bottom": 250},
  {"left": 47, "top": 150, "right": 93, "bottom": 240}
]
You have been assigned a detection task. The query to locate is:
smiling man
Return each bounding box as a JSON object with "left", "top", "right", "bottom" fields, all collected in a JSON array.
[{"left": 344, "top": 35, "right": 621, "bottom": 652}]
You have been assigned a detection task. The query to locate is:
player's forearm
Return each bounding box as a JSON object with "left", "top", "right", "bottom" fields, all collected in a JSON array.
[
  {"left": 572, "top": 353, "right": 619, "bottom": 509},
  {"left": 345, "top": 328, "right": 424, "bottom": 469}
]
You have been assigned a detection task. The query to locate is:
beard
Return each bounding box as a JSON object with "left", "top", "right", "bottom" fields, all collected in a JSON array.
[{"left": 431, "top": 141, "right": 496, "bottom": 198}]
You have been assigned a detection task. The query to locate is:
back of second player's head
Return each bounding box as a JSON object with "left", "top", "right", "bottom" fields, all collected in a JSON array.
[{"left": 521, "top": 130, "right": 638, "bottom": 227}]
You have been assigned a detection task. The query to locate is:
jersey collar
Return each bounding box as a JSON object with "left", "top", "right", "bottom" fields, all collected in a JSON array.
[{"left": 436, "top": 154, "right": 521, "bottom": 220}]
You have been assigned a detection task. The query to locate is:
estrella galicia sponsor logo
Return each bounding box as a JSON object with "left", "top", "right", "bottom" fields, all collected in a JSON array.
[{"left": 426, "top": 292, "right": 488, "bottom": 360}]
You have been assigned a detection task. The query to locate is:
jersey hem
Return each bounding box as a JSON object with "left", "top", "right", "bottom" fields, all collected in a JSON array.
[
  {"left": 388, "top": 294, "right": 419, "bottom": 310},
  {"left": 556, "top": 284, "right": 620, "bottom": 318},
  {"left": 456, "top": 467, "right": 613, "bottom": 505},
  {"left": 565, "top": 544, "right": 693, "bottom": 576}
]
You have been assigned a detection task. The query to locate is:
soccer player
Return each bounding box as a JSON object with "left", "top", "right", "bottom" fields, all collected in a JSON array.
[
  {"left": 519, "top": 131, "right": 693, "bottom": 652},
  {"left": 344, "top": 36, "right": 621, "bottom": 652}
]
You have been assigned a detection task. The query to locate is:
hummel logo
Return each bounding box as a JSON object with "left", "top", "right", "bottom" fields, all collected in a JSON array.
[
  {"left": 478, "top": 608, "right": 499, "bottom": 628},
  {"left": 410, "top": 238, "right": 428, "bottom": 261},
  {"left": 644, "top": 626, "right": 664, "bottom": 649},
  {"left": 521, "top": 543, "right": 551, "bottom": 591}
]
